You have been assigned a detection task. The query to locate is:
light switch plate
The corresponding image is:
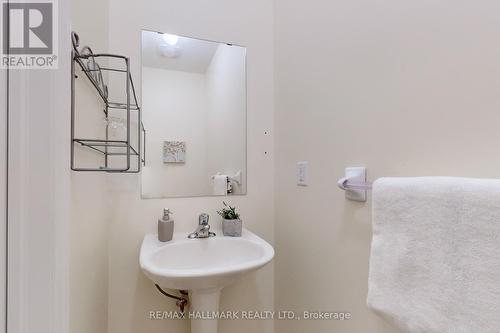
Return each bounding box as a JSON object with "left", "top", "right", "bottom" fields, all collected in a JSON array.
[{"left": 297, "top": 161, "right": 308, "bottom": 186}]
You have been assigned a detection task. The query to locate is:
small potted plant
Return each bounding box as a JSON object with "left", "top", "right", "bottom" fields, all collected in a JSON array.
[{"left": 217, "top": 201, "right": 242, "bottom": 237}]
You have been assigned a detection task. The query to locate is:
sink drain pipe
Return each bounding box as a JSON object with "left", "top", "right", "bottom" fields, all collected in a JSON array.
[{"left": 155, "top": 284, "right": 189, "bottom": 313}]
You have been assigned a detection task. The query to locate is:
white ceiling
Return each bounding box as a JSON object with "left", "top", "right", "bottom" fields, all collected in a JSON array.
[{"left": 141, "top": 30, "right": 219, "bottom": 74}]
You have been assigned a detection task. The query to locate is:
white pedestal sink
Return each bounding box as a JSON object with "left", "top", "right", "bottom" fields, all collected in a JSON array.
[{"left": 140, "top": 228, "right": 274, "bottom": 333}]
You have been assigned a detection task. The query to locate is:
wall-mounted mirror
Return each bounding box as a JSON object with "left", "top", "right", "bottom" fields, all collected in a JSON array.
[{"left": 141, "top": 30, "right": 247, "bottom": 198}]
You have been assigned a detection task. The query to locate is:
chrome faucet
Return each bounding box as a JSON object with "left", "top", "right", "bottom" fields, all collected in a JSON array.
[{"left": 188, "top": 213, "right": 216, "bottom": 239}]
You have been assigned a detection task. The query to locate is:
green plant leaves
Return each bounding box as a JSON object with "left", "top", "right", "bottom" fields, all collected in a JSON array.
[{"left": 217, "top": 201, "right": 240, "bottom": 220}]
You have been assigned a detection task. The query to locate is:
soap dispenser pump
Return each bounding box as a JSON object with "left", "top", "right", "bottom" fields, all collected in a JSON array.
[{"left": 158, "top": 208, "right": 174, "bottom": 242}]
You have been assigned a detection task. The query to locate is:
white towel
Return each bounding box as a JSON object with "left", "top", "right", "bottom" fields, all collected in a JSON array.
[
  {"left": 368, "top": 177, "right": 500, "bottom": 333},
  {"left": 213, "top": 175, "right": 228, "bottom": 196}
]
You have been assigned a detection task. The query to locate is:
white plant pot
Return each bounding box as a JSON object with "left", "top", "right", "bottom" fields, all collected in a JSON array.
[{"left": 222, "top": 218, "right": 242, "bottom": 237}]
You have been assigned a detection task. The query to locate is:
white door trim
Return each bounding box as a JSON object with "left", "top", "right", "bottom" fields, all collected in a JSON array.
[
  {"left": 7, "top": 0, "right": 71, "bottom": 332},
  {"left": 0, "top": 43, "right": 6, "bottom": 333}
]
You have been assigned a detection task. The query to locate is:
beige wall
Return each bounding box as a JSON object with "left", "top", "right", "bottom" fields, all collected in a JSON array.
[
  {"left": 106, "top": 1, "right": 274, "bottom": 333},
  {"left": 70, "top": 1, "right": 111, "bottom": 333},
  {"left": 274, "top": 0, "right": 500, "bottom": 332}
]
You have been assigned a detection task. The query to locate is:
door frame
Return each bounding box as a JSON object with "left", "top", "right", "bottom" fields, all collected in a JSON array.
[
  {"left": 0, "top": 23, "right": 6, "bottom": 333},
  {"left": 6, "top": 0, "right": 71, "bottom": 332}
]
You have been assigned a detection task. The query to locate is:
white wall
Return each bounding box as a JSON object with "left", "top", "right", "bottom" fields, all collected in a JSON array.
[
  {"left": 70, "top": 1, "right": 112, "bottom": 333},
  {"left": 106, "top": 1, "right": 274, "bottom": 333},
  {"left": 205, "top": 44, "right": 247, "bottom": 194},
  {"left": 142, "top": 67, "right": 210, "bottom": 197},
  {"left": 274, "top": 1, "right": 500, "bottom": 332}
]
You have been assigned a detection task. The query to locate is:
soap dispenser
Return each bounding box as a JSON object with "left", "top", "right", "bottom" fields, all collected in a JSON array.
[{"left": 158, "top": 208, "right": 174, "bottom": 242}]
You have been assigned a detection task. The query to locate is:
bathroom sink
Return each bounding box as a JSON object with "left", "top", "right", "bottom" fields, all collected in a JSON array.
[
  {"left": 139, "top": 228, "right": 274, "bottom": 333},
  {"left": 140, "top": 228, "right": 274, "bottom": 290}
]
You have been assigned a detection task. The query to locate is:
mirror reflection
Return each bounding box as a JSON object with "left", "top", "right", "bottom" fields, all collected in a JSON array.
[{"left": 141, "top": 30, "right": 247, "bottom": 198}]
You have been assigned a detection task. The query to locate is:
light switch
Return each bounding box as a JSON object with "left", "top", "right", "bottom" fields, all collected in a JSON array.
[{"left": 297, "top": 161, "right": 308, "bottom": 186}]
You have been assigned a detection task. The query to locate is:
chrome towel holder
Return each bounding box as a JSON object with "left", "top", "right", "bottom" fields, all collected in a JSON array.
[{"left": 337, "top": 167, "right": 372, "bottom": 202}]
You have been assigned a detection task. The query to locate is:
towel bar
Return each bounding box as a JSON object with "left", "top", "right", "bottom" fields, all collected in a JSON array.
[{"left": 337, "top": 178, "right": 373, "bottom": 190}]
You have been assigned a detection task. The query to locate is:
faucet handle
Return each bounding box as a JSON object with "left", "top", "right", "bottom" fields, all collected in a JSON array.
[
  {"left": 199, "top": 213, "right": 209, "bottom": 225},
  {"left": 187, "top": 214, "right": 215, "bottom": 239}
]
